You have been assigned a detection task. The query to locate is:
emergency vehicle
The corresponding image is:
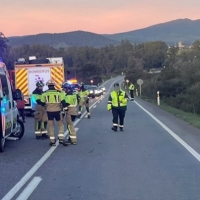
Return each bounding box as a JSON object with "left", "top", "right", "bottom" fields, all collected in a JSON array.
[
  {"left": 12, "top": 57, "right": 65, "bottom": 114},
  {"left": 0, "top": 58, "right": 25, "bottom": 152}
]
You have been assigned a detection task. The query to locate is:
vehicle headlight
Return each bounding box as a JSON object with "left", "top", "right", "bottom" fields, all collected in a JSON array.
[{"left": 90, "top": 90, "right": 93, "bottom": 93}]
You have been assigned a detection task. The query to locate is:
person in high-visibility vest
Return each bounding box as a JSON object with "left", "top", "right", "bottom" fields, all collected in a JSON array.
[
  {"left": 41, "top": 80, "right": 67, "bottom": 146},
  {"left": 129, "top": 82, "right": 135, "bottom": 101},
  {"left": 107, "top": 83, "right": 129, "bottom": 131},
  {"left": 78, "top": 82, "right": 90, "bottom": 118},
  {"left": 32, "top": 81, "right": 48, "bottom": 139},
  {"left": 63, "top": 84, "right": 78, "bottom": 145}
]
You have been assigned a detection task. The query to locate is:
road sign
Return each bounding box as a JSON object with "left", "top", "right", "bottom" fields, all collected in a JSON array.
[{"left": 137, "top": 79, "right": 143, "bottom": 85}]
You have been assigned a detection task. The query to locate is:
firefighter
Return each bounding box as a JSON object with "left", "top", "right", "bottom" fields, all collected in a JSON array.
[
  {"left": 78, "top": 82, "right": 90, "bottom": 118},
  {"left": 63, "top": 84, "right": 78, "bottom": 145},
  {"left": 32, "top": 81, "right": 48, "bottom": 139},
  {"left": 107, "top": 83, "right": 129, "bottom": 131},
  {"left": 41, "top": 80, "right": 67, "bottom": 146},
  {"left": 129, "top": 82, "right": 135, "bottom": 101}
]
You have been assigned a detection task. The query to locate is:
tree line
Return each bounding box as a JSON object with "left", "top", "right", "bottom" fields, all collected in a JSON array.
[{"left": 1, "top": 32, "right": 200, "bottom": 114}]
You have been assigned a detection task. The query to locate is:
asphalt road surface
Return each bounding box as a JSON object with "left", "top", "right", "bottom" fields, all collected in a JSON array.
[{"left": 1, "top": 77, "right": 200, "bottom": 200}]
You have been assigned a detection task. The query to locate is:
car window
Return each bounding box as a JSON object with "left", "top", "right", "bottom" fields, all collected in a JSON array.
[{"left": 0, "top": 74, "right": 10, "bottom": 100}]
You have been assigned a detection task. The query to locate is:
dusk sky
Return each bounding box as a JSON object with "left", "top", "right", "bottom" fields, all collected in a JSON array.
[{"left": 1, "top": 0, "right": 200, "bottom": 37}]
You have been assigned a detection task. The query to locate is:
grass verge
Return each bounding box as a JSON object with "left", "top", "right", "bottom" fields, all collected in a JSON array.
[{"left": 140, "top": 96, "right": 200, "bottom": 129}]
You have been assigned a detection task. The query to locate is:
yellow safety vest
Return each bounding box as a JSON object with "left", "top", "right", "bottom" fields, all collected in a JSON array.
[
  {"left": 107, "top": 90, "right": 128, "bottom": 110},
  {"left": 129, "top": 84, "right": 134, "bottom": 90}
]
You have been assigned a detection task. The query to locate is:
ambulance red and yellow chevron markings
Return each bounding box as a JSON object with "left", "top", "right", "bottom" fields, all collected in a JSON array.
[
  {"left": 16, "top": 68, "right": 28, "bottom": 95},
  {"left": 51, "top": 66, "right": 64, "bottom": 90}
]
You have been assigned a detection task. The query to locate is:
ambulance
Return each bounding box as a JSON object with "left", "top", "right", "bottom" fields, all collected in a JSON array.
[
  {"left": 0, "top": 58, "right": 25, "bottom": 152},
  {"left": 12, "top": 57, "right": 65, "bottom": 115}
]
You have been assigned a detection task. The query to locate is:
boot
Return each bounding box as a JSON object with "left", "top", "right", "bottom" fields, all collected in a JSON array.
[
  {"left": 42, "top": 134, "right": 48, "bottom": 139},
  {"left": 71, "top": 141, "right": 77, "bottom": 145},
  {"left": 77, "top": 111, "right": 81, "bottom": 119},
  {"left": 66, "top": 137, "right": 71, "bottom": 145},
  {"left": 111, "top": 126, "right": 117, "bottom": 132},
  {"left": 49, "top": 141, "right": 56, "bottom": 146},
  {"left": 59, "top": 139, "right": 68, "bottom": 146},
  {"left": 87, "top": 112, "right": 91, "bottom": 119}
]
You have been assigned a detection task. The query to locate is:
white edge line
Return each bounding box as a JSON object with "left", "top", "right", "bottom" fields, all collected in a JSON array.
[
  {"left": 15, "top": 177, "right": 42, "bottom": 200},
  {"left": 2, "top": 77, "right": 122, "bottom": 200},
  {"left": 134, "top": 101, "right": 200, "bottom": 162}
]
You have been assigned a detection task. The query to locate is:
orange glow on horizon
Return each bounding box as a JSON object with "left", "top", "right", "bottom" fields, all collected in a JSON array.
[{"left": 1, "top": 1, "right": 200, "bottom": 37}]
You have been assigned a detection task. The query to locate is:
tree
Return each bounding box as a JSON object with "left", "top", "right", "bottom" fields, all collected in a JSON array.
[
  {"left": 143, "top": 41, "right": 168, "bottom": 69},
  {"left": 0, "top": 32, "right": 8, "bottom": 57}
]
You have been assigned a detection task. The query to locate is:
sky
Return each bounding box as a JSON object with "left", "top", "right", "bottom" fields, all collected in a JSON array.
[{"left": 1, "top": 0, "right": 200, "bottom": 37}]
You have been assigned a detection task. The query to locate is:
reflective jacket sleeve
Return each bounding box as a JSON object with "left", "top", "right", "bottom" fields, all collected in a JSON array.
[
  {"left": 36, "top": 99, "right": 45, "bottom": 106},
  {"left": 123, "top": 93, "right": 129, "bottom": 104},
  {"left": 40, "top": 93, "right": 45, "bottom": 103},
  {"left": 107, "top": 94, "right": 112, "bottom": 110}
]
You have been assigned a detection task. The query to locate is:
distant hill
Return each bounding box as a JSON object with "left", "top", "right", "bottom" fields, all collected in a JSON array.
[
  {"left": 8, "top": 31, "right": 118, "bottom": 48},
  {"left": 104, "top": 18, "right": 200, "bottom": 45},
  {"left": 7, "top": 18, "right": 200, "bottom": 48}
]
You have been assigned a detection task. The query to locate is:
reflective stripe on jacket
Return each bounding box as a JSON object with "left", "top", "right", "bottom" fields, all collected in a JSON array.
[{"left": 129, "top": 84, "right": 134, "bottom": 90}]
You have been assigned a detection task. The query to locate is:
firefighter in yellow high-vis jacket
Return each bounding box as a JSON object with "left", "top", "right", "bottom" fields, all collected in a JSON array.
[
  {"left": 63, "top": 84, "right": 78, "bottom": 145},
  {"left": 32, "top": 81, "right": 48, "bottom": 139},
  {"left": 77, "top": 82, "right": 90, "bottom": 119},
  {"left": 41, "top": 80, "right": 68, "bottom": 146}
]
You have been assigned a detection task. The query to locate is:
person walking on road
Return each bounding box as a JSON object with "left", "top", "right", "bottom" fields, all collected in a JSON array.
[
  {"left": 78, "top": 82, "right": 90, "bottom": 119},
  {"left": 32, "top": 81, "right": 48, "bottom": 139},
  {"left": 63, "top": 84, "right": 78, "bottom": 145},
  {"left": 41, "top": 80, "right": 68, "bottom": 146},
  {"left": 107, "top": 83, "right": 129, "bottom": 132},
  {"left": 129, "top": 82, "right": 135, "bottom": 101}
]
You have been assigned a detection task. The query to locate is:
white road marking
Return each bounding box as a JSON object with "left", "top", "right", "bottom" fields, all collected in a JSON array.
[
  {"left": 15, "top": 177, "right": 42, "bottom": 200},
  {"left": 2, "top": 77, "right": 122, "bottom": 200},
  {"left": 93, "top": 105, "right": 96, "bottom": 108},
  {"left": 134, "top": 101, "right": 200, "bottom": 162}
]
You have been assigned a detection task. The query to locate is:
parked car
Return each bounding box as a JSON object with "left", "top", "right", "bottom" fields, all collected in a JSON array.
[
  {"left": 85, "top": 85, "right": 95, "bottom": 98},
  {"left": 90, "top": 85, "right": 103, "bottom": 97},
  {"left": 99, "top": 86, "right": 106, "bottom": 93}
]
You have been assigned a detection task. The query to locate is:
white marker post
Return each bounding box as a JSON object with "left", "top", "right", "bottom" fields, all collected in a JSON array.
[
  {"left": 157, "top": 91, "right": 160, "bottom": 105},
  {"left": 136, "top": 89, "right": 138, "bottom": 96},
  {"left": 137, "top": 79, "right": 143, "bottom": 96}
]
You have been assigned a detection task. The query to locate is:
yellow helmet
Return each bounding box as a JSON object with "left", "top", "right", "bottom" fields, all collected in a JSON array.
[{"left": 46, "top": 80, "right": 55, "bottom": 86}]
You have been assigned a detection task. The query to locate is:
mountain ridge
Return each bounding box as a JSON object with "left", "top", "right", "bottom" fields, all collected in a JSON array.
[{"left": 7, "top": 18, "right": 200, "bottom": 48}]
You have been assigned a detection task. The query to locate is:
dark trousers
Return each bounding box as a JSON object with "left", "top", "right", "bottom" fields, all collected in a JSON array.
[
  {"left": 112, "top": 108, "right": 126, "bottom": 128},
  {"left": 47, "top": 111, "right": 61, "bottom": 121},
  {"left": 130, "top": 90, "right": 134, "bottom": 98},
  {"left": 18, "top": 108, "right": 25, "bottom": 122}
]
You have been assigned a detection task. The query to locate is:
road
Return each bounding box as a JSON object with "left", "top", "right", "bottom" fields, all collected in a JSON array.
[{"left": 1, "top": 77, "right": 200, "bottom": 200}]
